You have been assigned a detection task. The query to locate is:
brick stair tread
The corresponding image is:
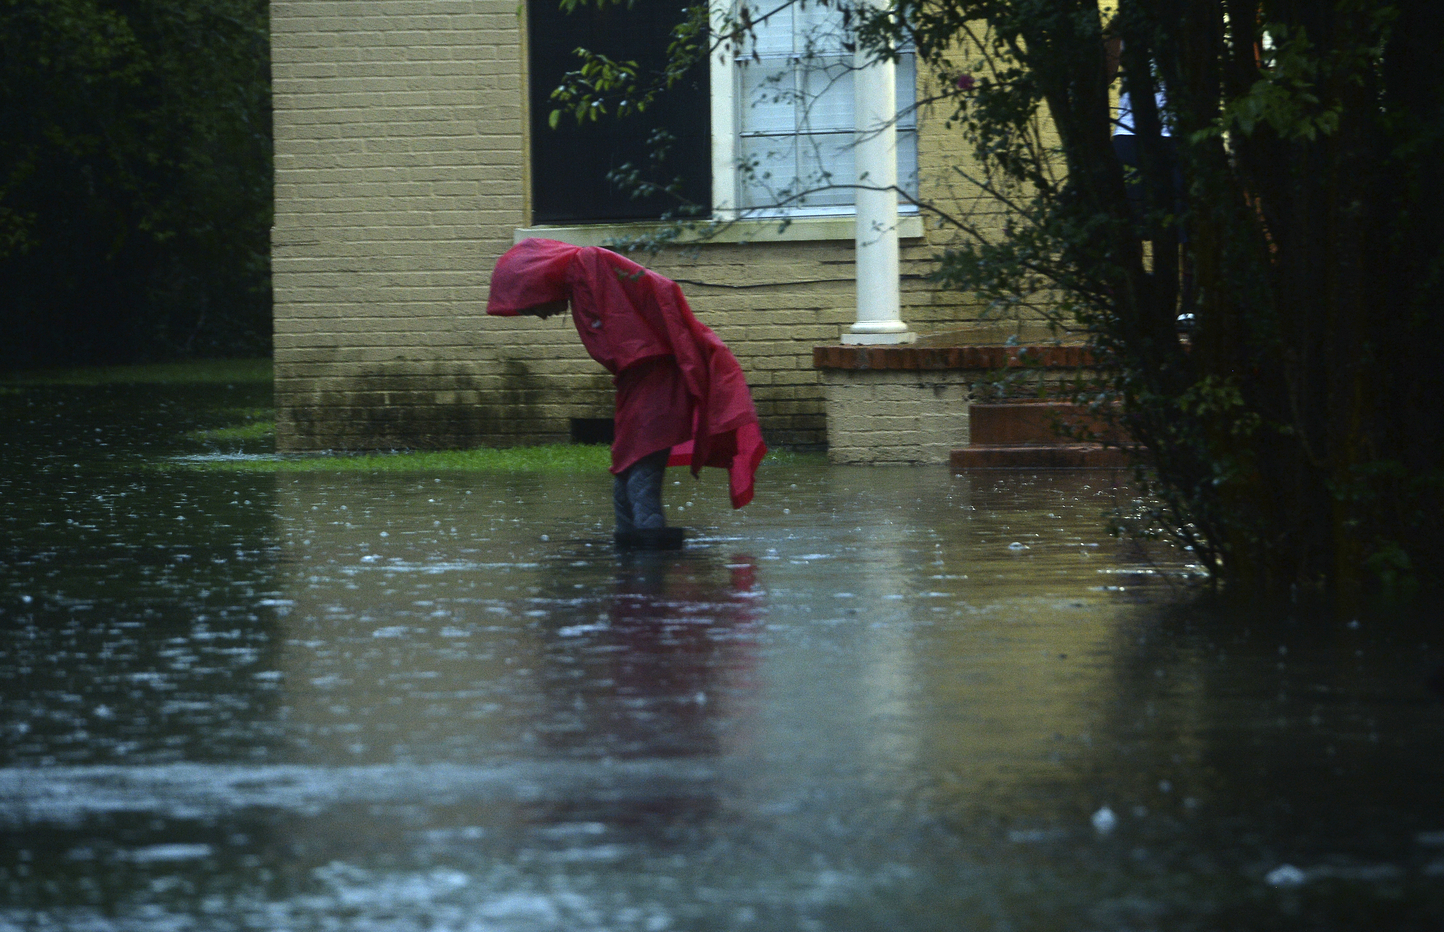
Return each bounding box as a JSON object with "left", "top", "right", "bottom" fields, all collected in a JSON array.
[
  {"left": 950, "top": 444, "right": 1134, "bottom": 469},
  {"left": 968, "top": 402, "right": 1127, "bottom": 446}
]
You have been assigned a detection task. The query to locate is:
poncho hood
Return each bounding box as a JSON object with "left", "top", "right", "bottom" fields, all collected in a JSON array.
[{"left": 484, "top": 238, "right": 574, "bottom": 315}]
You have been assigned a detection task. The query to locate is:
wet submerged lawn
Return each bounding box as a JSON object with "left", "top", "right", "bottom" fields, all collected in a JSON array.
[{"left": 2, "top": 363, "right": 1442, "bottom": 931}]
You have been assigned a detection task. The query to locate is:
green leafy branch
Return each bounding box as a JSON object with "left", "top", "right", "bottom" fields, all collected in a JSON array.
[{"left": 548, "top": 2, "right": 708, "bottom": 128}]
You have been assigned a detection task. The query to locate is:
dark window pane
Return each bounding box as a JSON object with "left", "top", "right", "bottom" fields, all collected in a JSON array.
[{"left": 528, "top": 0, "right": 711, "bottom": 223}]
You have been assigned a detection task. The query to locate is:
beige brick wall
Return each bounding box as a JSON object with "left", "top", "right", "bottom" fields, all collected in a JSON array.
[
  {"left": 272, "top": 1, "right": 1033, "bottom": 452},
  {"left": 820, "top": 370, "right": 973, "bottom": 465}
]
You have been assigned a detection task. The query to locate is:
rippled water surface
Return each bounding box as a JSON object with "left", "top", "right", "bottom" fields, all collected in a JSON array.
[{"left": 2, "top": 381, "right": 1443, "bottom": 930}]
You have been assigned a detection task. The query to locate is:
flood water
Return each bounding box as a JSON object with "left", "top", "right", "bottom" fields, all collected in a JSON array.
[{"left": 3, "top": 380, "right": 1443, "bottom": 931}]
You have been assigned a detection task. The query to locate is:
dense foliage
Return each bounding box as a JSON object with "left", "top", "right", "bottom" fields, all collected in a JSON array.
[
  {"left": 0, "top": 0, "right": 272, "bottom": 367},
  {"left": 849, "top": 0, "right": 1443, "bottom": 605}
]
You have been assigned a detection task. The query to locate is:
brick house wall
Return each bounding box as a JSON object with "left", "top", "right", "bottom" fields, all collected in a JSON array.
[{"left": 271, "top": 0, "right": 1036, "bottom": 453}]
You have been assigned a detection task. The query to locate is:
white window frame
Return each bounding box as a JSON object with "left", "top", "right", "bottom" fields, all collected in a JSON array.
[{"left": 709, "top": 0, "right": 918, "bottom": 221}]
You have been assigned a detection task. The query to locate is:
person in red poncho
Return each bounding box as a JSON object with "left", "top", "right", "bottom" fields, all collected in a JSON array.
[{"left": 487, "top": 238, "right": 767, "bottom": 549}]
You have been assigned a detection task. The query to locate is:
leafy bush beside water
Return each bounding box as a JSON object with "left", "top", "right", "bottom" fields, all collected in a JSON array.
[{"left": 1, "top": 0, "right": 272, "bottom": 368}]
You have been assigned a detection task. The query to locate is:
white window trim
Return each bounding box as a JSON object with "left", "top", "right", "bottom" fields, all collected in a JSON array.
[
  {"left": 710, "top": 4, "right": 740, "bottom": 222},
  {"left": 513, "top": 213, "right": 924, "bottom": 247},
  {"left": 710, "top": 0, "right": 918, "bottom": 221},
  {"left": 516, "top": 1, "right": 926, "bottom": 245}
]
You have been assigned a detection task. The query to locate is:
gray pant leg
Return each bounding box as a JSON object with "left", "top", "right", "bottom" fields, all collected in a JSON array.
[
  {"left": 614, "top": 471, "right": 636, "bottom": 533},
  {"left": 614, "top": 448, "right": 669, "bottom": 532},
  {"left": 628, "top": 449, "right": 668, "bottom": 529}
]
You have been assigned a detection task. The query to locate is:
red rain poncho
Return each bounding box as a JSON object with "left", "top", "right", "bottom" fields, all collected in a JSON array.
[{"left": 487, "top": 238, "right": 766, "bottom": 509}]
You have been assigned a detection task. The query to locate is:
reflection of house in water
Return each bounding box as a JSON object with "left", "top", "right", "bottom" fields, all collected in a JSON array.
[
  {"left": 272, "top": 472, "right": 762, "bottom": 846},
  {"left": 265, "top": 464, "right": 1205, "bottom": 876},
  {"left": 534, "top": 553, "right": 761, "bottom": 762},
  {"left": 526, "top": 552, "right": 763, "bottom": 837},
  {"left": 274, "top": 472, "right": 549, "bottom": 766},
  {"left": 748, "top": 468, "right": 1161, "bottom": 802}
]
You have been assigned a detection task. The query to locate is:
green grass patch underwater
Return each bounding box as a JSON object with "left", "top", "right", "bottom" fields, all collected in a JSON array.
[
  {"left": 175, "top": 444, "right": 823, "bottom": 474},
  {"left": 187, "top": 416, "right": 276, "bottom": 444},
  {"left": 176, "top": 443, "right": 616, "bottom": 473},
  {"left": 198, "top": 422, "right": 276, "bottom": 442}
]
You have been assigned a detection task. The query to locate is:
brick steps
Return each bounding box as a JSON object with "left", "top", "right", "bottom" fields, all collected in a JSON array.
[
  {"left": 952, "top": 401, "right": 1134, "bottom": 469},
  {"left": 812, "top": 342, "right": 1130, "bottom": 466},
  {"left": 950, "top": 443, "right": 1134, "bottom": 468},
  {"left": 969, "top": 401, "right": 1125, "bottom": 445},
  {"left": 813, "top": 344, "right": 1100, "bottom": 371}
]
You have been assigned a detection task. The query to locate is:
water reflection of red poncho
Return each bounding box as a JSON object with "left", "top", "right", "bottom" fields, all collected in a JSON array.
[{"left": 487, "top": 238, "right": 766, "bottom": 509}]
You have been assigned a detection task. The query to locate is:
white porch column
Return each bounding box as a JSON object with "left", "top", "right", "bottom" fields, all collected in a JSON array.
[{"left": 843, "top": 24, "right": 914, "bottom": 345}]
